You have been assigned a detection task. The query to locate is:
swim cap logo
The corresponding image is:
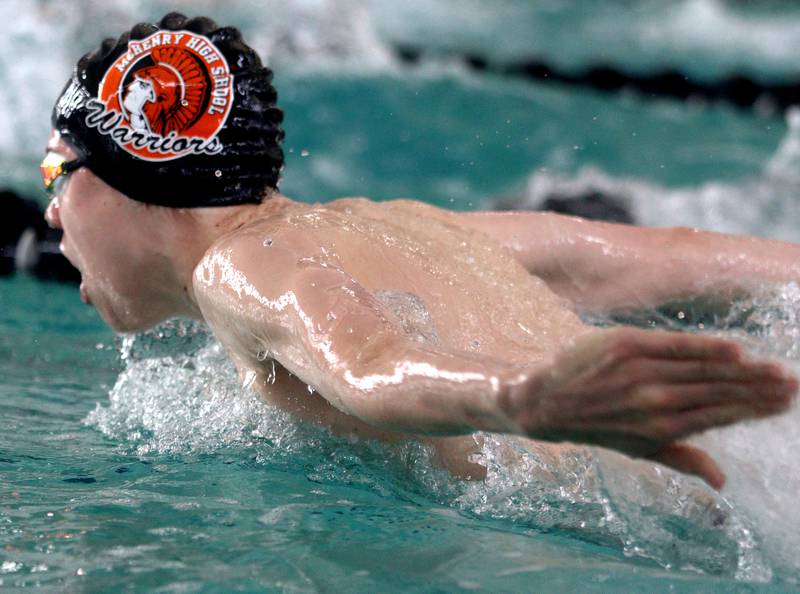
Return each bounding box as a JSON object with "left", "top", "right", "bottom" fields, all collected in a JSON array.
[{"left": 87, "top": 30, "right": 233, "bottom": 161}]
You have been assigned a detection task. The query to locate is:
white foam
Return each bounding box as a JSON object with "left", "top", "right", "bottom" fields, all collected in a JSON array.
[
  {"left": 86, "top": 297, "right": 800, "bottom": 582},
  {"left": 499, "top": 107, "right": 800, "bottom": 243},
  {"left": 453, "top": 434, "right": 771, "bottom": 579},
  {"left": 246, "top": 0, "right": 393, "bottom": 70},
  {"left": 689, "top": 284, "right": 800, "bottom": 580},
  {"left": 485, "top": 115, "right": 800, "bottom": 578},
  {"left": 637, "top": 0, "right": 800, "bottom": 78},
  {"left": 447, "top": 286, "right": 800, "bottom": 581},
  {"left": 86, "top": 321, "right": 304, "bottom": 458},
  {"left": 0, "top": 0, "right": 396, "bottom": 190},
  {"left": 369, "top": 0, "right": 800, "bottom": 79}
]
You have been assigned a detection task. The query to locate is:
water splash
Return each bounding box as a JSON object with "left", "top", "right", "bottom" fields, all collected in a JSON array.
[
  {"left": 85, "top": 319, "right": 443, "bottom": 494},
  {"left": 689, "top": 283, "right": 800, "bottom": 580},
  {"left": 438, "top": 283, "right": 800, "bottom": 582},
  {"left": 88, "top": 320, "right": 303, "bottom": 457},
  {"left": 86, "top": 287, "right": 800, "bottom": 583},
  {"left": 496, "top": 107, "right": 800, "bottom": 243}
]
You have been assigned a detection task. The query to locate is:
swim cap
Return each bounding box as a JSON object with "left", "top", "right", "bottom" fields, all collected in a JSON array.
[{"left": 51, "top": 13, "right": 284, "bottom": 207}]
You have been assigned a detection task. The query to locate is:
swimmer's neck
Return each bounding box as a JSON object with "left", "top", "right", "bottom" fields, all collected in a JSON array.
[{"left": 167, "top": 192, "right": 295, "bottom": 319}]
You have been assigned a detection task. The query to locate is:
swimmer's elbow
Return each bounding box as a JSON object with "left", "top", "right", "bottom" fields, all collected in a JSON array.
[{"left": 325, "top": 339, "right": 433, "bottom": 430}]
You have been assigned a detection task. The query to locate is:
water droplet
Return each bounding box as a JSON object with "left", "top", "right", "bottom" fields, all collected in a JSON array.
[
  {"left": 76, "top": 568, "right": 85, "bottom": 576},
  {"left": 265, "top": 238, "right": 273, "bottom": 247},
  {"left": 214, "top": 170, "right": 222, "bottom": 178},
  {"left": 326, "top": 312, "right": 337, "bottom": 321},
  {"left": 182, "top": 100, "right": 189, "bottom": 106},
  {"left": 307, "top": 385, "right": 315, "bottom": 395},
  {"left": 677, "top": 311, "right": 686, "bottom": 320},
  {"left": 300, "top": 149, "right": 310, "bottom": 157},
  {"left": 1, "top": 561, "right": 21, "bottom": 574},
  {"left": 242, "top": 371, "right": 257, "bottom": 390}
]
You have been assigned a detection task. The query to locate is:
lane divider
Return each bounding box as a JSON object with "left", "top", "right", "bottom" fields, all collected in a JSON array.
[{"left": 393, "top": 45, "right": 797, "bottom": 116}]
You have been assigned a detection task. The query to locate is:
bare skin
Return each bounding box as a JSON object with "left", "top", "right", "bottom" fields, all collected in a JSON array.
[{"left": 44, "top": 131, "right": 797, "bottom": 489}]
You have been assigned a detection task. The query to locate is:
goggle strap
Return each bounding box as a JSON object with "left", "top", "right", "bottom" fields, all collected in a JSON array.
[{"left": 61, "top": 158, "right": 86, "bottom": 174}]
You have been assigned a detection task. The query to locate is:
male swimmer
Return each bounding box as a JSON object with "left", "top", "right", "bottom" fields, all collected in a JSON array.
[{"left": 43, "top": 13, "right": 797, "bottom": 489}]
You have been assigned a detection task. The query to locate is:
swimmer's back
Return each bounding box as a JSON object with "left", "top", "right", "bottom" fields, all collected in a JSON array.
[{"left": 197, "top": 197, "right": 584, "bottom": 367}]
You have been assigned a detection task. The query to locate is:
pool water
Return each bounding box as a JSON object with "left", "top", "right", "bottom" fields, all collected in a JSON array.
[{"left": 3, "top": 0, "right": 800, "bottom": 591}]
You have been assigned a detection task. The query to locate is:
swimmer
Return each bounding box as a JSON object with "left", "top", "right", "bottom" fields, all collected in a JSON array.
[{"left": 44, "top": 13, "right": 797, "bottom": 489}]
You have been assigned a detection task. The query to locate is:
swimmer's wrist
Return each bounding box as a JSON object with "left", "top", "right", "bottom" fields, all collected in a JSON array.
[
  {"left": 462, "top": 368, "right": 541, "bottom": 436},
  {"left": 481, "top": 364, "right": 553, "bottom": 437}
]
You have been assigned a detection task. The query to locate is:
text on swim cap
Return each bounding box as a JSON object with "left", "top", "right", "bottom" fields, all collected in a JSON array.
[
  {"left": 84, "top": 99, "right": 223, "bottom": 157},
  {"left": 96, "top": 29, "right": 234, "bottom": 161}
]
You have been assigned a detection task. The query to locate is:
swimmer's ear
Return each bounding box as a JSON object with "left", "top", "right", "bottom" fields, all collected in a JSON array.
[{"left": 649, "top": 442, "right": 725, "bottom": 490}]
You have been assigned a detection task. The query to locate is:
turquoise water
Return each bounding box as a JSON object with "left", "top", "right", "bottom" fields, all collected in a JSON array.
[
  {"left": 4, "top": 278, "right": 798, "bottom": 592},
  {"left": 4, "top": 0, "right": 800, "bottom": 591}
]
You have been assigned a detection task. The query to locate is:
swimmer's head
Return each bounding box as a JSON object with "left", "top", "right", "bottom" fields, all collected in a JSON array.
[
  {"left": 43, "top": 130, "right": 197, "bottom": 331},
  {"left": 51, "top": 13, "right": 285, "bottom": 207},
  {"left": 44, "top": 14, "right": 286, "bottom": 331}
]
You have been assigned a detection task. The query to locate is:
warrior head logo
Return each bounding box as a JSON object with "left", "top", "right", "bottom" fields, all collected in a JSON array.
[
  {"left": 122, "top": 75, "right": 156, "bottom": 132},
  {"left": 94, "top": 31, "right": 233, "bottom": 161}
]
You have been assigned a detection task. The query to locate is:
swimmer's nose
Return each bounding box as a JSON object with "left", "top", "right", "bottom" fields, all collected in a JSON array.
[{"left": 45, "top": 199, "right": 61, "bottom": 229}]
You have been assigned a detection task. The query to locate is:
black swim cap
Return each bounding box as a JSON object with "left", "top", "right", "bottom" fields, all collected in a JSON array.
[{"left": 52, "top": 13, "right": 284, "bottom": 207}]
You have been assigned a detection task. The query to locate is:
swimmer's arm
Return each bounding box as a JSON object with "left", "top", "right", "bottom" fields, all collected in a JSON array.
[
  {"left": 281, "top": 273, "right": 793, "bottom": 488},
  {"left": 194, "top": 241, "right": 512, "bottom": 435},
  {"left": 195, "top": 239, "right": 795, "bottom": 487},
  {"left": 458, "top": 211, "right": 800, "bottom": 312}
]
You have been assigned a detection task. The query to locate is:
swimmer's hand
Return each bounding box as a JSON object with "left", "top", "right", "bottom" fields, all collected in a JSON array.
[{"left": 500, "top": 327, "right": 797, "bottom": 489}]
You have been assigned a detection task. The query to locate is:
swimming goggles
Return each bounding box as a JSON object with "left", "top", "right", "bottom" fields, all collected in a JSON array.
[{"left": 40, "top": 152, "right": 86, "bottom": 199}]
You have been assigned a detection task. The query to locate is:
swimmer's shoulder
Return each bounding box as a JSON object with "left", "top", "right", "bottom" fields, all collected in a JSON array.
[
  {"left": 192, "top": 220, "right": 310, "bottom": 311},
  {"left": 327, "top": 196, "right": 461, "bottom": 223},
  {"left": 192, "top": 227, "right": 320, "bottom": 357}
]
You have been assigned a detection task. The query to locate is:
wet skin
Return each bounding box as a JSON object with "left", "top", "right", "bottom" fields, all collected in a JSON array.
[
  {"left": 191, "top": 199, "right": 795, "bottom": 488},
  {"left": 45, "top": 131, "right": 797, "bottom": 489}
]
